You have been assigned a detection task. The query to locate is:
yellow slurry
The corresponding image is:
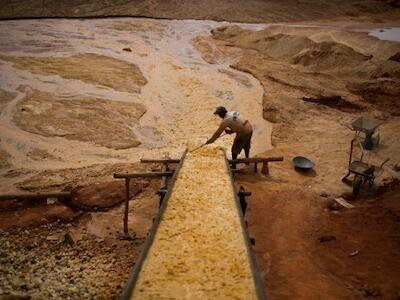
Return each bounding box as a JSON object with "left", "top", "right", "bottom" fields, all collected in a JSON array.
[{"left": 131, "top": 147, "right": 258, "bottom": 299}]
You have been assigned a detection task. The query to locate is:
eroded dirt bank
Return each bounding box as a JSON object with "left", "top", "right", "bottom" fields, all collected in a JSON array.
[
  {"left": 1, "top": 0, "right": 400, "bottom": 24},
  {"left": 1, "top": 16, "right": 400, "bottom": 299}
]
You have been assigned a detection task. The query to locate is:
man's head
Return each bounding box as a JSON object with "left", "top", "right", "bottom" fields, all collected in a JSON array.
[{"left": 214, "top": 106, "right": 227, "bottom": 119}]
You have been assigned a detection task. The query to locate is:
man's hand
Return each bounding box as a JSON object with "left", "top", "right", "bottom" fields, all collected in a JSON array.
[{"left": 225, "top": 128, "right": 234, "bottom": 134}]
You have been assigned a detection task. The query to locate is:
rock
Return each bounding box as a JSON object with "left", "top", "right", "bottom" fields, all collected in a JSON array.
[
  {"left": 319, "top": 235, "right": 336, "bottom": 243},
  {"left": 64, "top": 231, "right": 78, "bottom": 246},
  {"left": 122, "top": 48, "right": 132, "bottom": 52},
  {"left": 46, "top": 234, "right": 62, "bottom": 242},
  {"left": 47, "top": 198, "right": 57, "bottom": 205},
  {"left": 320, "top": 191, "right": 329, "bottom": 198}
]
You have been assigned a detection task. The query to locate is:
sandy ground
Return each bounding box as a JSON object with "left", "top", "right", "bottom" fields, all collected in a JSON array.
[{"left": 0, "top": 14, "right": 399, "bottom": 299}]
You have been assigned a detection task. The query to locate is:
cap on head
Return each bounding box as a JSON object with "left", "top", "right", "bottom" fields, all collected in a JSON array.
[{"left": 214, "top": 106, "right": 227, "bottom": 118}]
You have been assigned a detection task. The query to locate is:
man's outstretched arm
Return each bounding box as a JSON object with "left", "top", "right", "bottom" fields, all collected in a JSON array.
[{"left": 206, "top": 122, "right": 227, "bottom": 144}]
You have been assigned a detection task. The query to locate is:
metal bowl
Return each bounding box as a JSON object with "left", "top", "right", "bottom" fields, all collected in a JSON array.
[{"left": 293, "top": 156, "right": 314, "bottom": 170}]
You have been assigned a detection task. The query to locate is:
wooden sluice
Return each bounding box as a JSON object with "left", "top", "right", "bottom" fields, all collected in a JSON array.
[{"left": 119, "top": 147, "right": 266, "bottom": 299}]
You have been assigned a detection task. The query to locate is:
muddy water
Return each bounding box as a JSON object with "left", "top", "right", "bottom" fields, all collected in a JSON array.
[{"left": 0, "top": 18, "right": 270, "bottom": 189}]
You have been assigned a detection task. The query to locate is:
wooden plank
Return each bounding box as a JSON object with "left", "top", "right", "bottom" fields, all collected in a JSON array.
[
  {"left": 334, "top": 197, "right": 355, "bottom": 209},
  {"left": 0, "top": 192, "right": 71, "bottom": 201},
  {"left": 229, "top": 157, "right": 283, "bottom": 164},
  {"left": 140, "top": 159, "right": 180, "bottom": 164},
  {"left": 113, "top": 171, "right": 174, "bottom": 179}
]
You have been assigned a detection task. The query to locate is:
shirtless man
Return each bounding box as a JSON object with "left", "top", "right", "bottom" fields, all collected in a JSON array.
[{"left": 206, "top": 106, "right": 253, "bottom": 168}]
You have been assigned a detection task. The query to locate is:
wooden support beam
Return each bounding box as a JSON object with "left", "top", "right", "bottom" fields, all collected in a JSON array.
[
  {"left": 0, "top": 192, "right": 71, "bottom": 201},
  {"left": 124, "top": 178, "right": 130, "bottom": 236},
  {"left": 113, "top": 171, "right": 174, "bottom": 179},
  {"left": 229, "top": 157, "right": 283, "bottom": 164},
  {"left": 158, "top": 164, "right": 169, "bottom": 207},
  {"left": 261, "top": 162, "right": 269, "bottom": 175},
  {"left": 140, "top": 159, "right": 180, "bottom": 164}
]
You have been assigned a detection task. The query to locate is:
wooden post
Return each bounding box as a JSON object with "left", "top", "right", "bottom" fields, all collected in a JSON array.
[
  {"left": 159, "top": 164, "right": 168, "bottom": 207},
  {"left": 261, "top": 162, "right": 269, "bottom": 175},
  {"left": 124, "top": 178, "right": 130, "bottom": 236}
]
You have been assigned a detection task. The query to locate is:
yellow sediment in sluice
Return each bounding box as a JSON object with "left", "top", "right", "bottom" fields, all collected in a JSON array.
[{"left": 131, "top": 147, "right": 258, "bottom": 299}]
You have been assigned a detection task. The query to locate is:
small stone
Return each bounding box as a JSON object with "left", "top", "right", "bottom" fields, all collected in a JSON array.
[
  {"left": 320, "top": 191, "right": 329, "bottom": 197},
  {"left": 122, "top": 48, "right": 132, "bottom": 52}
]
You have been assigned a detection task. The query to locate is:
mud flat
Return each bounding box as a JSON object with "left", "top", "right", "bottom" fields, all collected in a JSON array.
[
  {"left": 0, "top": 53, "right": 148, "bottom": 94},
  {"left": 0, "top": 18, "right": 269, "bottom": 192},
  {"left": 14, "top": 90, "right": 146, "bottom": 149}
]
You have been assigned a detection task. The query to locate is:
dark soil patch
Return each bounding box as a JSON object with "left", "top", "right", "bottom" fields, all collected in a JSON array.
[
  {"left": 348, "top": 81, "right": 400, "bottom": 116},
  {"left": 302, "top": 95, "right": 364, "bottom": 112}
]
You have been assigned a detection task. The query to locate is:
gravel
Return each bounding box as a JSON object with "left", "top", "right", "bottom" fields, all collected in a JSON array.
[{"left": 0, "top": 223, "right": 143, "bottom": 299}]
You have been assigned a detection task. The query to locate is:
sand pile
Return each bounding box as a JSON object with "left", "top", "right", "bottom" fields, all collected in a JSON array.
[
  {"left": 211, "top": 26, "right": 315, "bottom": 60},
  {"left": 211, "top": 27, "right": 380, "bottom": 72},
  {"left": 209, "top": 25, "right": 400, "bottom": 116},
  {"left": 291, "top": 41, "right": 372, "bottom": 70}
]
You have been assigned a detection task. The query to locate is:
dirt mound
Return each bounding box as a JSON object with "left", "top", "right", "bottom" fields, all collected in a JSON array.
[
  {"left": 14, "top": 90, "right": 146, "bottom": 149},
  {"left": 212, "top": 27, "right": 374, "bottom": 72},
  {"left": 211, "top": 27, "right": 315, "bottom": 60},
  {"left": 292, "top": 41, "right": 372, "bottom": 70},
  {"left": 70, "top": 180, "right": 147, "bottom": 211},
  {"left": 302, "top": 95, "right": 364, "bottom": 112},
  {"left": 0, "top": 53, "right": 147, "bottom": 93},
  {"left": 347, "top": 80, "right": 400, "bottom": 115}
]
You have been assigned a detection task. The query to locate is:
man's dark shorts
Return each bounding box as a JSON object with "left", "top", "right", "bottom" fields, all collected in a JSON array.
[{"left": 232, "top": 131, "right": 252, "bottom": 155}]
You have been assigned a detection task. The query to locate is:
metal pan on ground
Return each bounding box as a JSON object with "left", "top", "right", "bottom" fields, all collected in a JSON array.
[{"left": 293, "top": 156, "right": 315, "bottom": 170}]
